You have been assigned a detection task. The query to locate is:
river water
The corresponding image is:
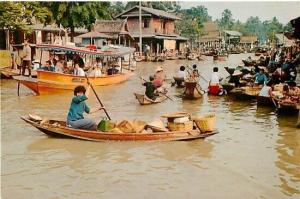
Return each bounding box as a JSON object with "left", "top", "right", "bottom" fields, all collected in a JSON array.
[{"left": 1, "top": 53, "right": 300, "bottom": 199}]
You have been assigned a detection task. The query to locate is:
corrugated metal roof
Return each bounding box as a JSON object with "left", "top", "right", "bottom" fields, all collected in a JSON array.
[{"left": 223, "top": 30, "right": 242, "bottom": 36}]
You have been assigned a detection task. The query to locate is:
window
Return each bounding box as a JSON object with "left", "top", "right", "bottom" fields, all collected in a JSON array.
[{"left": 143, "top": 19, "right": 150, "bottom": 28}]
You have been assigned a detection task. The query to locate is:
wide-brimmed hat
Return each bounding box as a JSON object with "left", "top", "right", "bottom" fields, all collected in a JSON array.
[
  {"left": 232, "top": 70, "right": 243, "bottom": 76},
  {"left": 156, "top": 66, "right": 163, "bottom": 72}
]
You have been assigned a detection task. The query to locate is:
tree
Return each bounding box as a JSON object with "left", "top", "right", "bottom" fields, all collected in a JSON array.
[
  {"left": 125, "top": 1, "right": 180, "bottom": 12},
  {"left": 219, "top": 9, "right": 234, "bottom": 30},
  {"left": 0, "top": 2, "right": 51, "bottom": 32},
  {"left": 43, "top": 2, "right": 111, "bottom": 41},
  {"left": 263, "top": 17, "right": 284, "bottom": 43},
  {"left": 110, "top": 2, "right": 125, "bottom": 18},
  {"left": 244, "top": 16, "right": 266, "bottom": 43}
]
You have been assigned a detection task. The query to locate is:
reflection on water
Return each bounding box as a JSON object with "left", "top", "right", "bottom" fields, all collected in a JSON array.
[
  {"left": 276, "top": 117, "right": 300, "bottom": 196},
  {"left": 2, "top": 53, "right": 300, "bottom": 199}
]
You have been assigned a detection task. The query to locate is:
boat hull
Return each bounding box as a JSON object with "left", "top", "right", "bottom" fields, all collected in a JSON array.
[
  {"left": 21, "top": 116, "right": 218, "bottom": 141},
  {"left": 14, "top": 71, "right": 133, "bottom": 95},
  {"left": 134, "top": 93, "right": 167, "bottom": 105}
]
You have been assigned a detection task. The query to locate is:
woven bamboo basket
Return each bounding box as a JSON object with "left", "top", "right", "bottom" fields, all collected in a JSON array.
[
  {"left": 167, "top": 121, "right": 193, "bottom": 131},
  {"left": 193, "top": 113, "right": 216, "bottom": 132}
]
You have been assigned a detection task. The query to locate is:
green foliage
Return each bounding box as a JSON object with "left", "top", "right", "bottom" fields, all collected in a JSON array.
[
  {"left": 111, "top": 2, "right": 126, "bottom": 17},
  {"left": 0, "top": 2, "right": 51, "bottom": 32},
  {"left": 219, "top": 9, "right": 234, "bottom": 30}
]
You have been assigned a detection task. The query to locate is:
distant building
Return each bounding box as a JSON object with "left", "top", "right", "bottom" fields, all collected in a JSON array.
[
  {"left": 275, "top": 33, "right": 295, "bottom": 47},
  {"left": 115, "top": 6, "right": 187, "bottom": 53},
  {"left": 198, "top": 21, "right": 222, "bottom": 48},
  {"left": 223, "top": 30, "right": 242, "bottom": 45},
  {"left": 94, "top": 19, "right": 133, "bottom": 47},
  {"left": 239, "top": 35, "right": 258, "bottom": 49}
]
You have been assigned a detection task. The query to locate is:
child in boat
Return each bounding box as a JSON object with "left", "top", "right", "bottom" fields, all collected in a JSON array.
[
  {"left": 153, "top": 66, "right": 165, "bottom": 88},
  {"left": 177, "top": 66, "right": 186, "bottom": 80},
  {"left": 142, "top": 76, "right": 158, "bottom": 100},
  {"left": 74, "top": 63, "right": 85, "bottom": 76},
  {"left": 67, "top": 85, "right": 104, "bottom": 130}
]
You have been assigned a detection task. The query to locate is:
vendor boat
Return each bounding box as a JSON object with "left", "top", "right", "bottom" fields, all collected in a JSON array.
[{"left": 21, "top": 115, "right": 219, "bottom": 142}]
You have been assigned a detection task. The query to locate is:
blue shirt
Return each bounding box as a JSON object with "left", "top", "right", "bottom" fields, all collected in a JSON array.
[
  {"left": 254, "top": 73, "right": 268, "bottom": 84},
  {"left": 67, "top": 95, "right": 90, "bottom": 122},
  {"left": 41, "top": 66, "right": 55, "bottom": 71}
]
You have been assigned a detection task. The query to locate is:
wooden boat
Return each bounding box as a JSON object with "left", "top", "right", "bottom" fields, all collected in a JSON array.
[
  {"left": 229, "top": 86, "right": 261, "bottom": 100},
  {"left": 183, "top": 81, "right": 203, "bottom": 99},
  {"left": 134, "top": 93, "right": 168, "bottom": 105},
  {"left": 21, "top": 116, "right": 219, "bottom": 142},
  {"left": 0, "top": 67, "right": 20, "bottom": 79},
  {"left": 255, "top": 52, "right": 261, "bottom": 56},
  {"left": 221, "top": 83, "right": 235, "bottom": 92},
  {"left": 187, "top": 53, "right": 197, "bottom": 60},
  {"left": 157, "top": 55, "right": 166, "bottom": 62},
  {"left": 224, "top": 67, "right": 235, "bottom": 75},
  {"left": 218, "top": 55, "right": 227, "bottom": 61},
  {"left": 277, "top": 101, "right": 300, "bottom": 115},
  {"left": 257, "top": 96, "right": 277, "bottom": 107},
  {"left": 178, "top": 54, "right": 186, "bottom": 59},
  {"left": 14, "top": 70, "right": 134, "bottom": 95}
]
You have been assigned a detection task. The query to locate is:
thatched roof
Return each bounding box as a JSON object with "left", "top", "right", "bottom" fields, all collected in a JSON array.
[
  {"left": 115, "top": 6, "right": 180, "bottom": 20},
  {"left": 203, "top": 21, "right": 219, "bottom": 33},
  {"left": 240, "top": 36, "right": 257, "bottom": 43}
]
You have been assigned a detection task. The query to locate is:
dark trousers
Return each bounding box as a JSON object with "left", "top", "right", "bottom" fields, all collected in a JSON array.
[{"left": 21, "top": 60, "right": 31, "bottom": 76}]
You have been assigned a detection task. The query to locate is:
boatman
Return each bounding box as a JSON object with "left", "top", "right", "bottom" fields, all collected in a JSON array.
[
  {"left": 141, "top": 76, "right": 158, "bottom": 100},
  {"left": 21, "top": 39, "right": 32, "bottom": 76},
  {"left": 67, "top": 85, "right": 105, "bottom": 130}
]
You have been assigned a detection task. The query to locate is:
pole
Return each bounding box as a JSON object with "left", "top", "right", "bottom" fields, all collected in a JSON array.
[
  {"left": 139, "top": 1, "right": 142, "bottom": 55},
  {"left": 84, "top": 74, "right": 111, "bottom": 120}
]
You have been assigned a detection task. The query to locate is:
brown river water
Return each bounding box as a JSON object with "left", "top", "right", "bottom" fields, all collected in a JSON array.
[{"left": 1, "top": 53, "right": 300, "bottom": 199}]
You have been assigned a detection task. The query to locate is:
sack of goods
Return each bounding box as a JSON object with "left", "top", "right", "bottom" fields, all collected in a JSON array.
[{"left": 193, "top": 113, "right": 216, "bottom": 133}]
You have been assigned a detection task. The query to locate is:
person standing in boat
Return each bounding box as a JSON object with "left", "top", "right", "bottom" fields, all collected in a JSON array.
[
  {"left": 67, "top": 85, "right": 104, "bottom": 130},
  {"left": 74, "top": 63, "right": 85, "bottom": 76},
  {"left": 21, "top": 39, "right": 32, "bottom": 76}
]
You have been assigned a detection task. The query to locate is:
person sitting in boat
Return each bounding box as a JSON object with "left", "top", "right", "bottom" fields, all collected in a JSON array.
[
  {"left": 88, "top": 66, "right": 102, "bottom": 77},
  {"left": 259, "top": 81, "right": 274, "bottom": 97},
  {"left": 153, "top": 66, "right": 165, "bottom": 88},
  {"left": 67, "top": 85, "right": 104, "bottom": 130},
  {"left": 142, "top": 76, "right": 158, "bottom": 101},
  {"left": 41, "top": 60, "right": 55, "bottom": 71},
  {"left": 208, "top": 67, "right": 225, "bottom": 95},
  {"left": 254, "top": 69, "right": 268, "bottom": 85},
  {"left": 63, "top": 61, "right": 71, "bottom": 74},
  {"left": 246, "top": 56, "right": 252, "bottom": 62},
  {"left": 55, "top": 60, "right": 64, "bottom": 73},
  {"left": 52, "top": 59, "right": 57, "bottom": 70},
  {"left": 287, "top": 81, "right": 300, "bottom": 97},
  {"left": 177, "top": 66, "right": 186, "bottom": 80},
  {"left": 74, "top": 63, "right": 85, "bottom": 76}
]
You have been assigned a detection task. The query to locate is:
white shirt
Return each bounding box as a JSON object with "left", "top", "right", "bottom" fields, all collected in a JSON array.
[
  {"left": 177, "top": 70, "right": 186, "bottom": 79},
  {"left": 210, "top": 72, "right": 220, "bottom": 84},
  {"left": 259, "top": 85, "right": 271, "bottom": 97},
  {"left": 74, "top": 68, "right": 85, "bottom": 76}
]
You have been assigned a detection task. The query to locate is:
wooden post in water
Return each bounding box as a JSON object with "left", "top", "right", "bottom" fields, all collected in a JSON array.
[{"left": 297, "top": 110, "right": 300, "bottom": 128}]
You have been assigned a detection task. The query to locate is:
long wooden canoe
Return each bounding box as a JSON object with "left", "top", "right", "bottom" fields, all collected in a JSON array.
[
  {"left": 183, "top": 81, "right": 203, "bottom": 99},
  {"left": 13, "top": 70, "right": 134, "bottom": 95},
  {"left": 21, "top": 116, "right": 219, "bottom": 141},
  {"left": 0, "top": 67, "right": 20, "bottom": 79},
  {"left": 134, "top": 93, "right": 168, "bottom": 105},
  {"left": 277, "top": 101, "right": 300, "bottom": 115},
  {"left": 229, "top": 86, "right": 261, "bottom": 100},
  {"left": 257, "top": 96, "right": 277, "bottom": 107}
]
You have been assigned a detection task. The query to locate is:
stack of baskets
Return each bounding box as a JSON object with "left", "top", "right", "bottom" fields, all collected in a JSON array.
[{"left": 193, "top": 113, "right": 216, "bottom": 133}]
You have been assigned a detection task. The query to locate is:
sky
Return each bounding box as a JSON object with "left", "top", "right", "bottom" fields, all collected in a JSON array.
[{"left": 179, "top": 1, "right": 300, "bottom": 24}]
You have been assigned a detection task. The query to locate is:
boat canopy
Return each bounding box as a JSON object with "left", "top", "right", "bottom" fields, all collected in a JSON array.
[{"left": 36, "top": 44, "right": 135, "bottom": 57}]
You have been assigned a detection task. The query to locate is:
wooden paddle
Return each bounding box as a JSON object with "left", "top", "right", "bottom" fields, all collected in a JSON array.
[
  {"left": 84, "top": 74, "right": 111, "bottom": 120},
  {"left": 186, "top": 66, "right": 206, "bottom": 94}
]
